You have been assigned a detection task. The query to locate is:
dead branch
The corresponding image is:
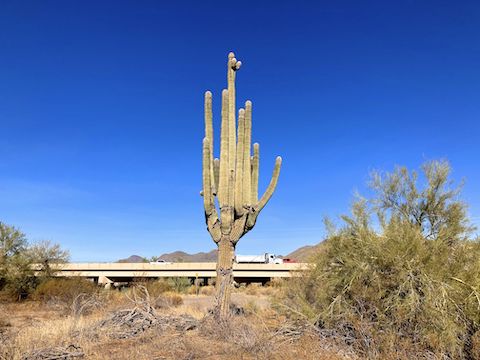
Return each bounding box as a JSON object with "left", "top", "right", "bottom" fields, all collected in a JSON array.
[
  {"left": 21, "top": 344, "right": 84, "bottom": 360},
  {"left": 70, "top": 293, "right": 102, "bottom": 318},
  {"left": 95, "top": 285, "right": 197, "bottom": 339}
]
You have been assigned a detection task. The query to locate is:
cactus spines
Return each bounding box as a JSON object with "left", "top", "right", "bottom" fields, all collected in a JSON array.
[{"left": 201, "top": 52, "right": 282, "bottom": 318}]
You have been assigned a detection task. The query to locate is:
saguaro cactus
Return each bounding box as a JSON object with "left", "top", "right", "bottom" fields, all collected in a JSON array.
[{"left": 202, "top": 52, "right": 282, "bottom": 318}]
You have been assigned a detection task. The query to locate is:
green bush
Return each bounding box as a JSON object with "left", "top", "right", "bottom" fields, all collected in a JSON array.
[
  {"left": 140, "top": 279, "right": 174, "bottom": 298},
  {"left": 32, "top": 278, "right": 98, "bottom": 304},
  {"left": 281, "top": 160, "right": 480, "bottom": 359},
  {"left": 0, "top": 261, "right": 38, "bottom": 301},
  {"left": 0, "top": 222, "right": 69, "bottom": 301},
  {"left": 133, "top": 277, "right": 191, "bottom": 297},
  {"left": 166, "top": 277, "right": 192, "bottom": 294},
  {"left": 0, "top": 223, "right": 34, "bottom": 301}
]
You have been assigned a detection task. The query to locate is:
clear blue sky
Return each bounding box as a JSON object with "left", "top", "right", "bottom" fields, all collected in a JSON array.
[{"left": 1, "top": 1, "right": 479, "bottom": 261}]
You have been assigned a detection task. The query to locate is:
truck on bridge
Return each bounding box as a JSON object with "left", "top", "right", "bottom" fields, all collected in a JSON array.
[{"left": 235, "top": 253, "right": 283, "bottom": 264}]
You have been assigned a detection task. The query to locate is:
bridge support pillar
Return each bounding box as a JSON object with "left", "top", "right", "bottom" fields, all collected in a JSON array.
[{"left": 98, "top": 275, "right": 113, "bottom": 289}]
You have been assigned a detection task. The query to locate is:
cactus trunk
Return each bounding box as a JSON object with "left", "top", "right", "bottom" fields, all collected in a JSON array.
[
  {"left": 201, "top": 52, "right": 282, "bottom": 319},
  {"left": 215, "top": 237, "right": 235, "bottom": 317}
]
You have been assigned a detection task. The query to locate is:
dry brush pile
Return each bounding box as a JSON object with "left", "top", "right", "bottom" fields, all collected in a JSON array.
[
  {"left": 95, "top": 286, "right": 197, "bottom": 339},
  {"left": 20, "top": 345, "right": 85, "bottom": 360}
]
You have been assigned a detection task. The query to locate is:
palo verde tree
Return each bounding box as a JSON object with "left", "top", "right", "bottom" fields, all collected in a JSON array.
[
  {"left": 0, "top": 222, "right": 69, "bottom": 300},
  {"left": 281, "top": 160, "right": 480, "bottom": 358},
  {"left": 201, "top": 52, "right": 282, "bottom": 317}
]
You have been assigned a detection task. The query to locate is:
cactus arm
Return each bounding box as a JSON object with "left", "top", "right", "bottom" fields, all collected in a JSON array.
[
  {"left": 243, "top": 101, "right": 252, "bottom": 207},
  {"left": 207, "top": 215, "right": 221, "bottom": 243},
  {"left": 234, "top": 108, "right": 245, "bottom": 215},
  {"left": 213, "top": 158, "right": 220, "bottom": 194},
  {"left": 202, "top": 138, "right": 214, "bottom": 214},
  {"left": 251, "top": 143, "right": 260, "bottom": 204},
  {"left": 227, "top": 53, "right": 241, "bottom": 208},
  {"left": 204, "top": 91, "right": 213, "bottom": 146},
  {"left": 227, "top": 52, "right": 238, "bottom": 173},
  {"left": 255, "top": 156, "right": 282, "bottom": 212},
  {"left": 227, "top": 168, "right": 234, "bottom": 208},
  {"left": 218, "top": 89, "right": 229, "bottom": 206},
  {"left": 204, "top": 91, "right": 215, "bottom": 194},
  {"left": 203, "top": 138, "right": 221, "bottom": 242}
]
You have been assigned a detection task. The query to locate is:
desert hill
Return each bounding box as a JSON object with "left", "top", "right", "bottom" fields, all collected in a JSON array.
[
  {"left": 117, "top": 242, "right": 324, "bottom": 263},
  {"left": 285, "top": 242, "right": 324, "bottom": 262},
  {"left": 117, "top": 255, "right": 146, "bottom": 263},
  {"left": 117, "top": 250, "right": 217, "bottom": 263},
  {"left": 158, "top": 250, "right": 217, "bottom": 262}
]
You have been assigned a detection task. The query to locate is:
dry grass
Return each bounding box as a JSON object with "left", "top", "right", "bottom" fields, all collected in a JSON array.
[
  {"left": 235, "top": 283, "right": 279, "bottom": 297},
  {"left": 199, "top": 285, "right": 215, "bottom": 296},
  {"left": 0, "top": 286, "right": 351, "bottom": 360}
]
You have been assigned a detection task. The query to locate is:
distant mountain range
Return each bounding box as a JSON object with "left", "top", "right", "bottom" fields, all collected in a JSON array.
[
  {"left": 158, "top": 250, "right": 218, "bottom": 262},
  {"left": 117, "top": 250, "right": 217, "bottom": 263},
  {"left": 117, "top": 243, "right": 323, "bottom": 263}
]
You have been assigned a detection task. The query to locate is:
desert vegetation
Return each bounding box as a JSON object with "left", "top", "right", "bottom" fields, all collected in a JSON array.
[
  {"left": 0, "top": 278, "right": 347, "bottom": 360},
  {"left": 0, "top": 223, "right": 69, "bottom": 301},
  {"left": 1, "top": 160, "right": 479, "bottom": 359},
  {"left": 280, "top": 160, "right": 480, "bottom": 359}
]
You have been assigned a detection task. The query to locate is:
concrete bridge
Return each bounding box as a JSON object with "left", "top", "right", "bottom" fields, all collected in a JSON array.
[{"left": 48, "top": 262, "right": 310, "bottom": 285}]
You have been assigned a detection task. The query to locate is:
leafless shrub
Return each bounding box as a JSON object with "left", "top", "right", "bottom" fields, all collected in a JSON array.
[
  {"left": 70, "top": 293, "right": 102, "bottom": 318},
  {"left": 95, "top": 285, "right": 196, "bottom": 339},
  {"left": 96, "top": 285, "right": 158, "bottom": 339}
]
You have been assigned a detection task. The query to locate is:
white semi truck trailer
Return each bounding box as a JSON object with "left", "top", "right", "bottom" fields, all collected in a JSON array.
[{"left": 235, "top": 253, "right": 283, "bottom": 264}]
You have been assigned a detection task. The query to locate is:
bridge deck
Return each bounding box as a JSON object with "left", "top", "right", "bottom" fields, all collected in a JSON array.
[{"left": 47, "top": 262, "right": 309, "bottom": 280}]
